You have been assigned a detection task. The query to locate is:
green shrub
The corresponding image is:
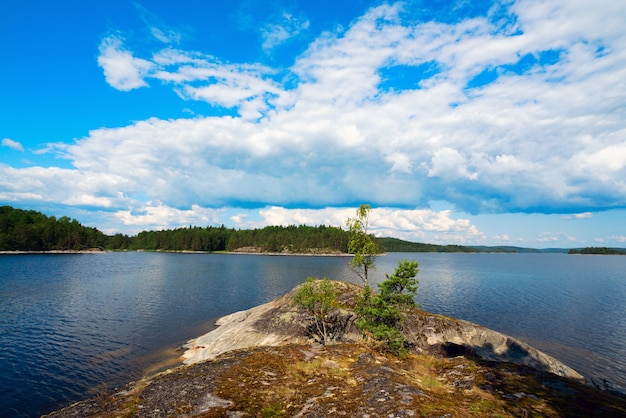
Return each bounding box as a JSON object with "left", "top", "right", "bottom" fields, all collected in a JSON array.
[
  {"left": 293, "top": 277, "right": 338, "bottom": 345},
  {"left": 355, "top": 260, "right": 419, "bottom": 356}
]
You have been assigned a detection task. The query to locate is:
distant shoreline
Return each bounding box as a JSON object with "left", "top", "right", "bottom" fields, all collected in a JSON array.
[
  {"left": 0, "top": 249, "right": 108, "bottom": 255},
  {"left": 5, "top": 249, "right": 618, "bottom": 256},
  {"left": 227, "top": 251, "right": 353, "bottom": 257},
  {"left": 0, "top": 249, "right": 353, "bottom": 256}
]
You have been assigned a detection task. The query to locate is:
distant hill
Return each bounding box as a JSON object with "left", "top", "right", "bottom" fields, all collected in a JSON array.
[
  {"left": 471, "top": 246, "right": 569, "bottom": 254},
  {"left": 467, "top": 245, "right": 536, "bottom": 253},
  {"left": 378, "top": 237, "right": 485, "bottom": 253},
  {"left": 379, "top": 238, "right": 570, "bottom": 254}
]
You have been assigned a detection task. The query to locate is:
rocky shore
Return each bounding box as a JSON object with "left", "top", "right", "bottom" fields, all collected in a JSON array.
[
  {"left": 45, "top": 281, "right": 626, "bottom": 417},
  {"left": 182, "top": 281, "right": 581, "bottom": 380}
]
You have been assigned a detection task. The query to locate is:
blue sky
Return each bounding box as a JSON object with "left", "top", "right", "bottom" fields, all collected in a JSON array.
[{"left": 1, "top": 0, "right": 625, "bottom": 248}]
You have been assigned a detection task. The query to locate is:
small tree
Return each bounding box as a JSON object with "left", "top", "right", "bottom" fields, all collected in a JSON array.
[
  {"left": 293, "top": 277, "right": 338, "bottom": 345},
  {"left": 378, "top": 260, "right": 419, "bottom": 308},
  {"left": 356, "top": 260, "right": 419, "bottom": 355},
  {"left": 346, "top": 204, "right": 378, "bottom": 286}
]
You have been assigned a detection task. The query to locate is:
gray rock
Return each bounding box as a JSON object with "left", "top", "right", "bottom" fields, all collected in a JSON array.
[{"left": 183, "top": 280, "right": 583, "bottom": 381}]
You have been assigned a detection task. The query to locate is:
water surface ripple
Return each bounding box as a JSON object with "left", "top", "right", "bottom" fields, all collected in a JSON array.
[{"left": 0, "top": 252, "right": 624, "bottom": 417}]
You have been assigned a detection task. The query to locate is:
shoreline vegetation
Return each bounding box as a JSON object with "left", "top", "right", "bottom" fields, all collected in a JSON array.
[
  {"left": 0, "top": 249, "right": 352, "bottom": 256},
  {"left": 3, "top": 245, "right": 626, "bottom": 257},
  {"left": 3, "top": 206, "right": 625, "bottom": 255},
  {"left": 0, "top": 206, "right": 626, "bottom": 256},
  {"left": 0, "top": 248, "right": 109, "bottom": 254}
]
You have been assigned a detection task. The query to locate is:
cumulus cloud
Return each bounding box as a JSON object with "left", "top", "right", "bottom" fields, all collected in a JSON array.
[
  {"left": 259, "top": 207, "right": 353, "bottom": 228},
  {"left": 113, "top": 202, "right": 223, "bottom": 231},
  {"left": 3, "top": 0, "right": 626, "bottom": 241},
  {"left": 428, "top": 148, "right": 477, "bottom": 180},
  {"left": 259, "top": 206, "right": 484, "bottom": 245},
  {"left": 256, "top": 206, "right": 483, "bottom": 243},
  {"left": 2, "top": 138, "right": 24, "bottom": 151},
  {"left": 386, "top": 152, "right": 412, "bottom": 174}
]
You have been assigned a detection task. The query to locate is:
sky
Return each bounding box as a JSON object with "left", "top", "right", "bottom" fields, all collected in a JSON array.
[{"left": 1, "top": 0, "right": 625, "bottom": 248}]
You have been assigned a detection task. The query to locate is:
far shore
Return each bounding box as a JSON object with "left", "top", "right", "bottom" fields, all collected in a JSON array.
[
  {"left": 0, "top": 249, "right": 108, "bottom": 255},
  {"left": 0, "top": 249, "right": 356, "bottom": 256},
  {"left": 227, "top": 251, "right": 353, "bottom": 257}
]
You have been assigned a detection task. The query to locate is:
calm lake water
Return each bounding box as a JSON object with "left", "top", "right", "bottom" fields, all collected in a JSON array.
[{"left": 1, "top": 252, "right": 625, "bottom": 417}]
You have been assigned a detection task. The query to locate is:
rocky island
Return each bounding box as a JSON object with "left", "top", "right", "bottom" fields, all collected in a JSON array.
[{"left": 46, "top": 280, "right": 626, "bottom": 417}]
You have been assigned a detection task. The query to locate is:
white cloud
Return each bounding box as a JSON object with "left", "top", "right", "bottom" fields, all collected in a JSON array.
[
  {"left": 562, "top": 212, "right": 593, "bottom": 220},
  {"left": 97, "top": 35, "right": 154, "bottom": 91},
  {"left": 3, "top": 0, "right": 626, "bottom": 242},
  {"left": 150, "top": 27, "right": 182, "bottom": 44},
  {"left": 538, "top": 231, "right": 578, "bottom": 243},
  {"left": 386, "top": 152, "right": 412, "bottom": 174},
  {"left": 2, "top": 138, "right": 24, "bottom": 151},
  {"left": 609, "top": 235, "right": 626, "bottom": 243},
  {"left": 261, "top": 12, "right": 310, "bottom": 52},
  {"left": 572, "top": 143, "right": 626, "bottom": 175},
  {"left": 64, "top": 194, "right": 116, "bottom": 208},
  {"left": 428, "top": 148, "right": 478, "bottom": 180},
  {"left": 97, "top": 43, "right": 285, "bottom": 118},
  {"left": 259, "top": 206, "right": 352, "bottom": 228},
  {"left": 230, "top": 214, "right": 249, "bottom": 228},
  {"left": 114, "top": 202, "right": 223, "bottom": 231},
  {"left": 256, "top": 206, "right": 484, "bottom": 244},
  {"left": 47, "top": 3, "right": 626, "bottom": 210}
]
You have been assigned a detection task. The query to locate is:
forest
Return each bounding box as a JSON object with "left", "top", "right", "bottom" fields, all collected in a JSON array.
[
  {"left": 226, "top": 224, "right": 351, "bottom": 253},
  {"left": 130, "top": 224, "right": 352, "bottom": 253},
  {"left": 0, "top": 206, "right": 108, "bottom": 251},
  {"left": 0, "top": 206, "right": 353, "bottom": 253}
]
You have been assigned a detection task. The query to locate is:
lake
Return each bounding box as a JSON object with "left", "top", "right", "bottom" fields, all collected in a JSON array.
[{"left": 1, "top": 252, "right": 625, "bottom": 417}]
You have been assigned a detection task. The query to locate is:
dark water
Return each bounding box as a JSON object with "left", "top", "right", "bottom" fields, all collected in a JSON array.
[{"left": 0, "top": 252, "right": 625, "bottom": 417}]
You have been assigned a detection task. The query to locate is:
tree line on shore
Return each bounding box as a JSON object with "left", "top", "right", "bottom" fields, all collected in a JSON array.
[
  {"left": 5, "top": 206, "right": 623, "bottom": 255},
  {"left": 0, "top": 206, "right": 354, "bottom": 253},
  {"left": 0, "top": 206, "right": 472, "bottom": 254},
  {"left": 0, "top": 206, "right": 109, "bottom": 251},
  {"left": 378, "top": 237, "right": 492, "bottom": 253}
]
